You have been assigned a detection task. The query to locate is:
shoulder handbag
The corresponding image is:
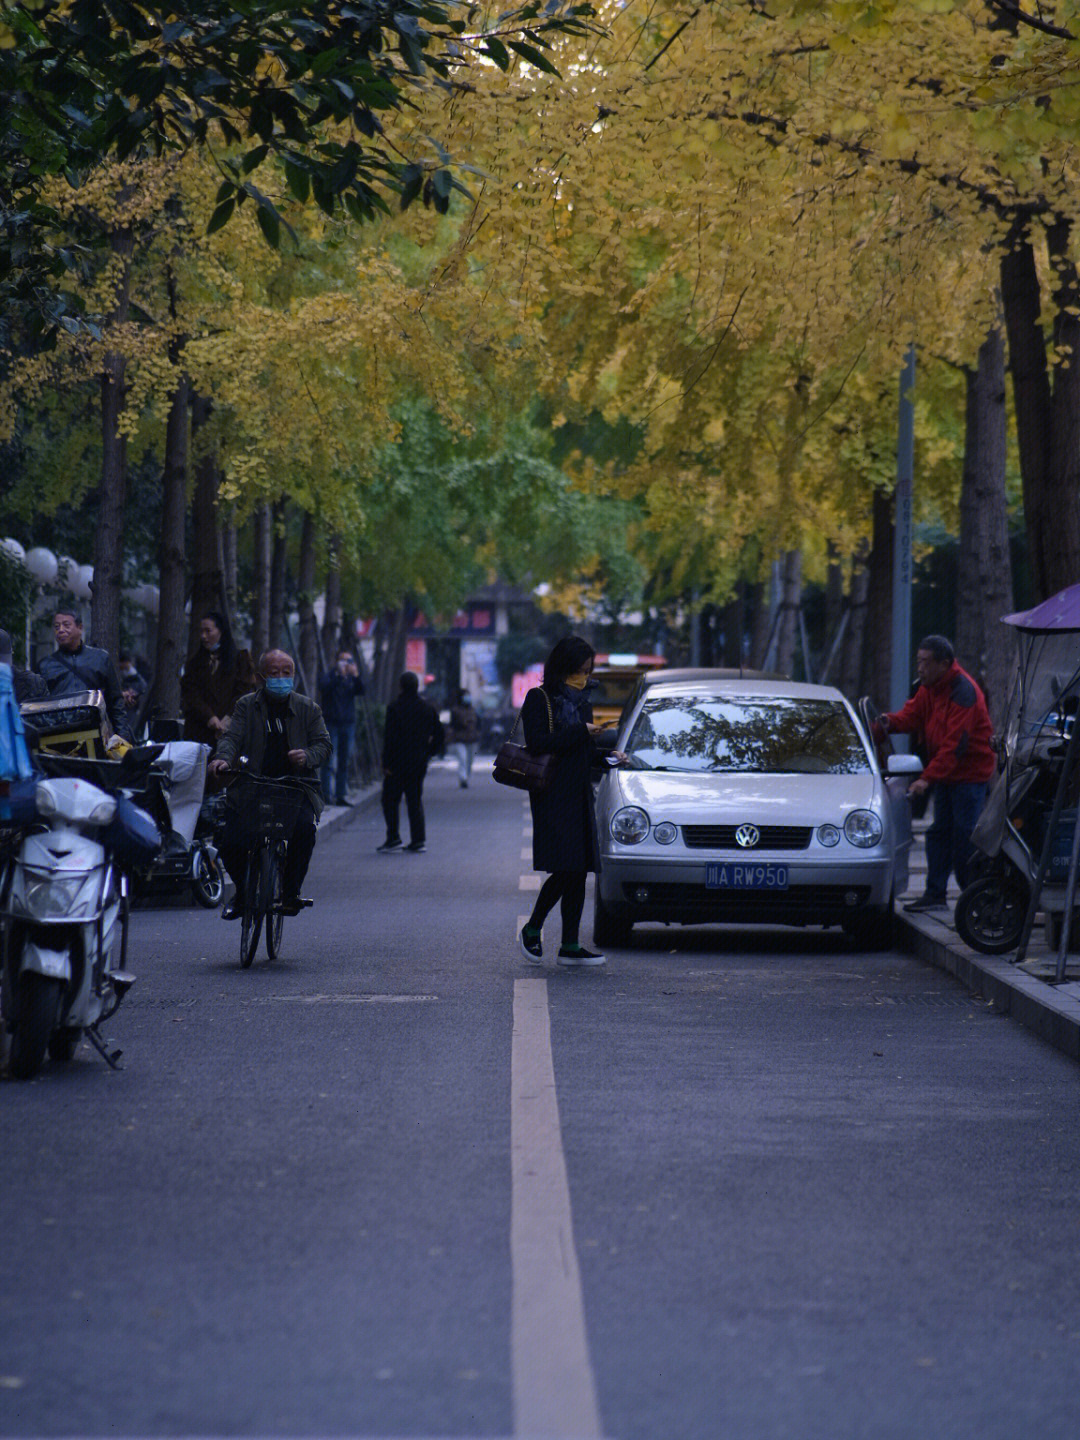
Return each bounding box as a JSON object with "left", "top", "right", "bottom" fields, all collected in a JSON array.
[{"left": 493, "top": 689, "right": 556, "bottom": 793}]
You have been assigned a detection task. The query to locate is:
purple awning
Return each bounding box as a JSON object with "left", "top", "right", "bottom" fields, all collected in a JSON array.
[{"left": 1002, "top": 583, "right": 1080, "bottom": 632}]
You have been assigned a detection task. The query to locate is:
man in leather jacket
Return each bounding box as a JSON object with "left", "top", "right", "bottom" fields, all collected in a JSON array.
[
  {"left": 209, "top": 650, "right": 332, "bottom": 916},
  {"left": 36, "top": 609, "right": 132, "bottom": 740}
]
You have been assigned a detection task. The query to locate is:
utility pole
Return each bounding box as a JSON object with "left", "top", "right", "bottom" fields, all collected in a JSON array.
[{"left": 890, "top": 347, "right": 916, "bottom": 714}]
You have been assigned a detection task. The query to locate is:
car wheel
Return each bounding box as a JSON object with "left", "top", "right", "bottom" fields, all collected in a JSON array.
[
  {"left": 844, "top": 903, "right": 894, "bottom": 952},
  {"left": 593, "top": 886, "right": 633, "bottom": 947}
]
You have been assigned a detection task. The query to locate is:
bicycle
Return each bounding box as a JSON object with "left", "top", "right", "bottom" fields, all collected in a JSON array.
[{"left": 223, "top": 772, "right": 309, "bottom": 968}]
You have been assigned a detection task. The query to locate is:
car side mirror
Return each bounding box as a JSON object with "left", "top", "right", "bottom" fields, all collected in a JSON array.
[{"left": 886, "top": 754, "right": 923, "bottom": 776}]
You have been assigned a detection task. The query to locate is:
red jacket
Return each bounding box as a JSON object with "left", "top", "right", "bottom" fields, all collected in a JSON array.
[{"left": 883, "top": 661, "right": 995, "bottom": 786}]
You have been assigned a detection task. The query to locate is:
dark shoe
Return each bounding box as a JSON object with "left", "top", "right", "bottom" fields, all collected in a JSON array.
[
  {"left": 459, "top": 780, "right": 468, "bottom": 789},
  {"left": 278, "top": 894, "right": 307, "bottom": 916},
  {"left": 903, "top": 894, "right": 948, "bottom": 913},
  {"left": 377, "top": 839, "right": 403, "bottom": 853},
  {"left": 519, "top": 926, "right": 543, "bottom": 963},
  {"left": 405, "top": 841, "right": 426, "bottom": 853},
  {"left": 336, "top": 798, "right": 352, "bottom": 807},
  {"left": 557, "top": 944, "right": 606, "bottom": 967},
  {"left": 221, "top": 900, "right": 241, "bottom": 921}
]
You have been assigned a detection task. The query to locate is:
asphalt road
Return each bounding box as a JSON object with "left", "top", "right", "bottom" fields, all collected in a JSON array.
[{"left": 3, "top": 760, "right": 1080, "bottom": 1440}]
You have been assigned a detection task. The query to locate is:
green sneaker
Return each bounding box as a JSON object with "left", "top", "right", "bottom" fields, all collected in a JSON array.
[
  {"left": 557, "top": 944, "right": 606, "bottom": 967},
  {"left": 519, "top": 926, "right": 543, "bottom": 963}
]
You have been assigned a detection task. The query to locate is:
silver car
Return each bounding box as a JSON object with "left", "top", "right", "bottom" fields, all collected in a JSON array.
[{"left": 593, "top": 678, "right": 922, "bottom": 949}]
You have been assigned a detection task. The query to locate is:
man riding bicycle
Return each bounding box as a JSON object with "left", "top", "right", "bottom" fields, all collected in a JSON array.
[{"left": 209, "top": 650, "right": 332, "bottom": 918}]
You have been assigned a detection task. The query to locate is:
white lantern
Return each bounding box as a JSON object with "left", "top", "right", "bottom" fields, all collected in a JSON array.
[
  {"left": 0, "top": 538, "right": 25, "bottom": 565},
  {"left": 23, "top": 547, "right": 58, "bottom": 585},
  {"left": 56, "top": 555, "right": 78, "bottom": 590},
  {"left": 72, "top": 564, "right": 94, "bottom": 600}
]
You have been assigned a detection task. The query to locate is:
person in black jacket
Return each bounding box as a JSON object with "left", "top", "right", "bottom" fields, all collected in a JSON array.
[
  {"left": 0, "top": 628, "right": 47, "bottom": 704},
  {"left": 378, "top": 672, "right": 444, "bottom": 853},
  {"left": 36, "top": 608, "right": 132, "bottom": 740},
  {"left": 518, "top": 635, "right": 623, "bottom": 968}
]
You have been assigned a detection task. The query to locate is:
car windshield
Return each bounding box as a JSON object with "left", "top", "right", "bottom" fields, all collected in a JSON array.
[{"left": 624, "top": 695, "right": 872, "bottom": 775}]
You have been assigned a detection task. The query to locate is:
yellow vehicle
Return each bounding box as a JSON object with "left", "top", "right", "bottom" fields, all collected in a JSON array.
[{"left": 590, "top": 654, "right": 667, "bottom": 728}]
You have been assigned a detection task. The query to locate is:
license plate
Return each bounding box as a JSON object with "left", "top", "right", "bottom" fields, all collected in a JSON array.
[{"left": 706, "top": 862, "right": 789, "bottom": 890}]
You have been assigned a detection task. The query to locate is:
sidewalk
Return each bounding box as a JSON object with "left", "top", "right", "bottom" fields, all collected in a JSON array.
[{"left": 898, "top": 818, "right": 1080, "bottom": 1062}]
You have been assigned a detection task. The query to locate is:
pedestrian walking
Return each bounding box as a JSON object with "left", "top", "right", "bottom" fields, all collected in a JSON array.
[
  {"left": 37, "top": 608, "right": 132, "bottom": 739},
  {"left": 517, "top": 635, "right": 622, "bottom": 968},
  {"left": 378, "top": 672, "right": 444, "bottom": 853},
  {"left": 318, "top": 650, "right": 365, "bottom": 805},
  {"left": 180, "top": 611, "right": 257, "bottom": 750},
  {"left": 446, "top": 687, "right": 481, "bottom": 788},
  {"left": 0, "top": 628, "right": 47, "bottom": 704},
  {"left": 875, "top": 634, "right": 996, "bottom": 913}
]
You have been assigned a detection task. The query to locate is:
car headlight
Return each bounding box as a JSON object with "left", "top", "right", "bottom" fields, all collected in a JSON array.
[
  {"left": 611, "top": 806, "right": 650, "bottom": 844},
  {"left": 817, "top": 824, "right": 840, "bottom": 847},
  {"left": 653, "top": 821, "right": 678, "bottom": 845},
  {"left": 844, "top": 810, "right": 883, "bottom": 848}
]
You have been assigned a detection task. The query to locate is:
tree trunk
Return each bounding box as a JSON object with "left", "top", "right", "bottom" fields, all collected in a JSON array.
[
  {"left": 860, "top": 490, "right": 893, "bottom": 707},
  {"left": 1008, "top": 214, "right": 1080, "bottom": 601},
  {"left": 252, "top": 506, "right": 272, "bottom": 661},
  {"left": 155, "top": 371, "right": 190, "bottom": 721},
  {"left": 223, "top": 518, "right": 238, "bottom": 622},
  {"left": 188, "top": 392, "right": 223, "bottom": 651},
  {"left": 321, "top": 535, "right": 343, "bottom": 659},
  {"left": 91, "top": 226, "right": 134, "bottom": 653},
  {"left": 774, "top": 550, "right": 802, "bottom": 678},
  {"left": 748, "top": 577, "right": 772, "bottom": 669},
  {"left": 839, "top": 540, "right": 870, "bottom": 702},
  {"left": 957, "top": 325, "right": 1014, "bottom": 729},
  {"left": 296, "top": 511, "right": 318, "bottom": 696},
  {"left": 1045, "top": 217, "right": 1080, "bottom": 597},
  {"left": 269, "top": 498, "right": 289, "bottom": 652}
]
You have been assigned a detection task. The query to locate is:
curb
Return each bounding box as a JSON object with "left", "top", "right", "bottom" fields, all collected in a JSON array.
[{"left": 898, "top": 912, "right": 1080, "bottom": 1063}]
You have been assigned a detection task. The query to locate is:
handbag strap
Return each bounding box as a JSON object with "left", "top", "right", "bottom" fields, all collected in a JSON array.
[{"left": 510, "top": 687, "right": 554, "bottom": 741}]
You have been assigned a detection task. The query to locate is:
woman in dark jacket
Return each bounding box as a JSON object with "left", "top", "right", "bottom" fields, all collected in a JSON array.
[
  {"left": 180, "top": 611, "right": 257, "bottom": 749},
  {"left": 518, "top": 635, "right": 613, "bottom": 967}
]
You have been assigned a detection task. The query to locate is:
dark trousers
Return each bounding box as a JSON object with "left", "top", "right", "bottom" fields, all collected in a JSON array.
[
  {"left": 321, "top": 722, "right": 354, "bottom": 805},
  {"left": 219, "top": 808, "right": 318, "bottom": 899},
  {"left": 925, "top": 780, "right": 989, "bottom": 900},
  {"left": 382, "top": 770, "right": 425, "bottom": 845},
  {"left": 528, "top": 871, "right": 588, "bottom": 945}
]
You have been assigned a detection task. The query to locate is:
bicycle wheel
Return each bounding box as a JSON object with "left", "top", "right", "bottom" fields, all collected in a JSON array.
[
  {"left": 265, "top": 843, "right": 285, "bottom": 960},
  {"left": 239, "top": 848, "right": 264, "bottom": 968}
]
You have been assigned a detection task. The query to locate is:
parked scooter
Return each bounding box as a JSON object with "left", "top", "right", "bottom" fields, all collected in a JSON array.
[
  {"left": 954, "top": 603, "right": 1080, "bottom": 955},
  {"left": 0, "top": 749, "right": 161, "bottom": 1078},
  {"left": 135, "top": 741, "right": 225, "bottom": 908}
]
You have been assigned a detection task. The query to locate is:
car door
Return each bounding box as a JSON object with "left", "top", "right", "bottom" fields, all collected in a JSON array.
[{"left": 859, "top": 696, "right": 913, "bottom": 893}]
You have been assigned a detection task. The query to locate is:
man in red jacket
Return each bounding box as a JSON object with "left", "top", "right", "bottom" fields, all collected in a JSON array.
[{"left": 878, "top": 635, "right": 996, "bottom": 913}]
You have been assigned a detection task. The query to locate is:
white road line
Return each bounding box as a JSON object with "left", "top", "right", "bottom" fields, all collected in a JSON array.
[
  {"left": 511, "top": 978, "right": 603, "bottom": 1440},
  {"left": 521, "top": 847, "right": 532, "bottom": 861},
  {"left": 519, "top": 874, "right": 541, "bottom": 891}
]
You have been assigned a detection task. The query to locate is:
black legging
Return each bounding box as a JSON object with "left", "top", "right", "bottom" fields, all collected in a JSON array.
[{"left": 528, "top": 871, "right": 588, "bottom": 946}]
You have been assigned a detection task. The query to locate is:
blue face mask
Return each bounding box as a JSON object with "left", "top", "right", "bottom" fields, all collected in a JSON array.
[{"left": 264, "top": 676, "right": 293, "bottom": 698}]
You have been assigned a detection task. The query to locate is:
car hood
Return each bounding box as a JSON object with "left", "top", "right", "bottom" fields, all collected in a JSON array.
[{"left": 607, "top": 768, "right": 881, "bottom": 820}]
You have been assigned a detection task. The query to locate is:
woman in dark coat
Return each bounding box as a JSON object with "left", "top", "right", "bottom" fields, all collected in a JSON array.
[
  {"left": 180, "top": 611, "right": 257, "bottom": 749},
  {"left": 518, "top": 635, "right": 613, "bottom": 967}
]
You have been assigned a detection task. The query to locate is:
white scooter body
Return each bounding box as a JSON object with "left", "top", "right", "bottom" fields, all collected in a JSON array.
[{"left": 3, "top": 777, "right": 133, "bottom": 1076}]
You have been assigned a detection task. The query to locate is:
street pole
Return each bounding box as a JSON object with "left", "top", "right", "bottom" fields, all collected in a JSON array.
[{"left": 890, "top": 347, "right": 916, "bottom": 715}]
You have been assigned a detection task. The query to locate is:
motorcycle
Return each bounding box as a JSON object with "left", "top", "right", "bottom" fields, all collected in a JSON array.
[
  {"left": 954, "top": 588, "right": 1080, "bottom": 955},
  {"left": 0, "top": 749, "right": 161, "bottom": 1079},
  {"left": 135, "top": 741, "right": 225, "bottom": 909}
]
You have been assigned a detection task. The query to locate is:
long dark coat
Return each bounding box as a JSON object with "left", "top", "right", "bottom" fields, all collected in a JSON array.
[
  {"left": 521, "top": 685, "right": 599, "bottom": 874},
  {"left": 180, "top": 646, "right": 257, "bottom": 747},
  {"left": 213, "top": 688, "right": 332, "bottom": 817}
]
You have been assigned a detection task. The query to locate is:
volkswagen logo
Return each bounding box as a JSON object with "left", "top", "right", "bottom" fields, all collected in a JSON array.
[{"left": 735, "top": 823, "right": 760, "bottom": 848}]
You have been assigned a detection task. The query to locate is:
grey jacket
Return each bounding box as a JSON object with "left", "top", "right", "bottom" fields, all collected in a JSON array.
[{"left": 214, "top": 688, "right": 332, "bottom": 816}]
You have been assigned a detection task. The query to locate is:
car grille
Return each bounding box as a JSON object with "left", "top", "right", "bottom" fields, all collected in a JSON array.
[
  {"left": 621, "top": 882, "right": 872, "bottom": 918},
  {"left": 681, "top": 824, "right": 813, "bottom": 850}
]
